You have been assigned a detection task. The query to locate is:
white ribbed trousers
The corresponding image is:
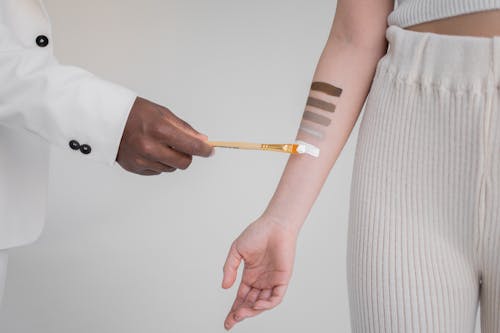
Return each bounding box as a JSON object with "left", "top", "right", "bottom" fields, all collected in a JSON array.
[
  {"left": 347, "top": 25, "right": 500, "bottom": 333},
  {"left": 0, "top": 250, "right": 7, "bottom": 308}
]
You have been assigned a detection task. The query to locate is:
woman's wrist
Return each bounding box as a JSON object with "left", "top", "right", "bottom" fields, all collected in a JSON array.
[{"left": 259, "top": 213, "right": 304, "bottom": 239}]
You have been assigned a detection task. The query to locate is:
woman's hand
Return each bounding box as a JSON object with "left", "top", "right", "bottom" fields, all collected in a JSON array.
[{"left": 222, "top": 217, "right": 298, "bottom": 330}]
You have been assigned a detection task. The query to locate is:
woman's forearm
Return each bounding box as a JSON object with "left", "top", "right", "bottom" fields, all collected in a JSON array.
[{"left": 263, "top": 34, "right": 388, "bottom": 234}]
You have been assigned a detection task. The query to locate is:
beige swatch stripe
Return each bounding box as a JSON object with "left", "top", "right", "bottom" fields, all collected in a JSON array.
[
  {"left": 303, "top": 110, "right": 332, "bottom": 126},
  {"left": 299, "top": 123, "right": 325, "bottom": 139},
  {"left": 306, "top": 97, "right": 336, "bottom": 113},
  {"left": 311, "top": 82, "right": 343, "bottom": 97}
]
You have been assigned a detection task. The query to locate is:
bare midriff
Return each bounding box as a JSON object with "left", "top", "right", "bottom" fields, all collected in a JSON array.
[{"left": 406, "top": 9, "right": 500, "bottom": 37}]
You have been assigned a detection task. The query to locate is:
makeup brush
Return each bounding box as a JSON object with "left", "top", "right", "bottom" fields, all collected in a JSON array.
[{"left": 207, "top": 140, "right": 320, "bottom": 157}]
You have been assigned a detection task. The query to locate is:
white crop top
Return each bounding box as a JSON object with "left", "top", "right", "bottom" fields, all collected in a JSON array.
[{"left": 388, "top": 0, "right": 500, "bottom": 28}]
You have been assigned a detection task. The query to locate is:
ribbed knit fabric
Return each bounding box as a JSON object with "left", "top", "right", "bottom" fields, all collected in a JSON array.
[
  {"left": 388, "top": 0, "right": 500, "bottom": 27},
  {"left": 346, "top": 25, "right": 500, "bottom": 333},
  {"left": 0, "top": 250, "right": 7, "bottom": 307}
]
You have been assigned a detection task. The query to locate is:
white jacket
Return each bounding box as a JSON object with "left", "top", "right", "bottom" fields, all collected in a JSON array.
[{"left": 0, "top": 0, "right": 137, "bottom": 249}]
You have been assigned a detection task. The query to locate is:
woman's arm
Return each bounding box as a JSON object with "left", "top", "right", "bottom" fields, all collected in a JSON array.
[
  {"left": 222, "top": 0, "right": 394, "bottom": 330},
  {"left": 264, "top": 0, "right": 394, "bottom": 233}
]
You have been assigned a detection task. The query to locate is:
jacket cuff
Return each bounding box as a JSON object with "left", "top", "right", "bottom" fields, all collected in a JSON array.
[
  {"left": 74, "top": 79, "right": 137, "bottom": 167},
  {"left": 41, "top": 66, "right": 138, "bottom": 167}
]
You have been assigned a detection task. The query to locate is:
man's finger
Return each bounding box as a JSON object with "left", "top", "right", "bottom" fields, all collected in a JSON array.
[
  {"left": 147, "top": 162, "right": 177, "bottom": 173},
  {"left": 222, "top": 244, "right": 242, "bottom": 289},
  {"left": 170, "top": 113, "right": 205, "bottom": 138},
  {"left": 155, "top": 122, "right": 213, "bottom": 157},
  {"left": 151, "top": 146, "right": 193, "bottom": 170},
  {"left": 155, "top": 104, "right": 209, "bottom": 140},
  {"left": 133, "top": 155, "right": 177, "bottom": 174},
  {"left": 139, "top": 170, "right": 162, "bottom": 176}
]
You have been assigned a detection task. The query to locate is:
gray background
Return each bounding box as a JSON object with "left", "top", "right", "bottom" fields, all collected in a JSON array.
[{"left": 0, "top": 0, "right": 482, "bottom": 332}]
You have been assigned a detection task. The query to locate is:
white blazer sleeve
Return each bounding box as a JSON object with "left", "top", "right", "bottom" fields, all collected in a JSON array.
[{"left": 0, "top": 0, "right": 138, "bottom": 166}]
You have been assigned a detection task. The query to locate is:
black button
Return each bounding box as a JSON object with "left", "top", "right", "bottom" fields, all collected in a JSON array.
[
  {"left": 36, "top": 35, "right": 49, "bottom": 47},
  {"left": 69, "top": 140, "right": 80, "bottom": 150},
  {"left": 80, "top": 144, "right": 92, "bottom": 155}
]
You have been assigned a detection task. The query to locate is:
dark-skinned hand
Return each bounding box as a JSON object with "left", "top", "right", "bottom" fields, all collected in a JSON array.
[{"left": 117, "top": 97, "right": 213, "bottom": 175}]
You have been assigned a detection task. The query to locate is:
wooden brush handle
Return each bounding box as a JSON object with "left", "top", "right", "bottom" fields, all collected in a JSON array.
[
  {"left": 207, "top": 141, "right": 298, "bottom": 154},
  {"left": 207, "top": 141, "right": 262, "bottom": 150}
]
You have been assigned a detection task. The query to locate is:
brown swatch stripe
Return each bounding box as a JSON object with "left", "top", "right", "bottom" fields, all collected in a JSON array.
[
  {"left": 306, "top": 97, "right": 336, "bottom": 113},
  {"left": 311, "top": 82, "right": 343, "bottom": 97},
  {"left": 303, "top": 110, "right": 332, "bottom": 127}
]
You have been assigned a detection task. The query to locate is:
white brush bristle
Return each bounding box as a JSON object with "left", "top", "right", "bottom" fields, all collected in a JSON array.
[{"left": 295, "top": 140, "right": 320, "bottom": 158}]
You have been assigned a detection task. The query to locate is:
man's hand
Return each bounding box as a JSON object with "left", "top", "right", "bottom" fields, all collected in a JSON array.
[
  {"left": 117, "top": 97, "right": 213, "bottom": 175},
  {"left": 222, "top": 217, "right": 297, "bottom": 330}
]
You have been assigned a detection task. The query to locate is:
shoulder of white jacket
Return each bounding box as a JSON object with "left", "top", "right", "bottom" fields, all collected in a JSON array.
[{"left": 0, "top": 0, "right": 53, "bottom": 51}]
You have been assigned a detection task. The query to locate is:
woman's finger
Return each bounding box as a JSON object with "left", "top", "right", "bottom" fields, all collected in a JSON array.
[
  {"left": 228, "top": 283, "right": 252, "bottom": 316},
  {"left": 244, "top": 287, "right": 261, "bottom": 306},
  {"left": 222, "top": 244, "right": 242, "bottom": 289},
  {"left": 253, "top": 285, "right": 288, "bottom": 310},
  {"left": 231, "top": 288, "right": 266, "bottom": 322},
  {"left": 224, "top": 283, "right": 251, "bottom": 329},
  {"left": 255, "top": 288, "right": 272, "bottom": 305},
  {"left": 227, "top": 286, "right": 275, "bottom": 329}
]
